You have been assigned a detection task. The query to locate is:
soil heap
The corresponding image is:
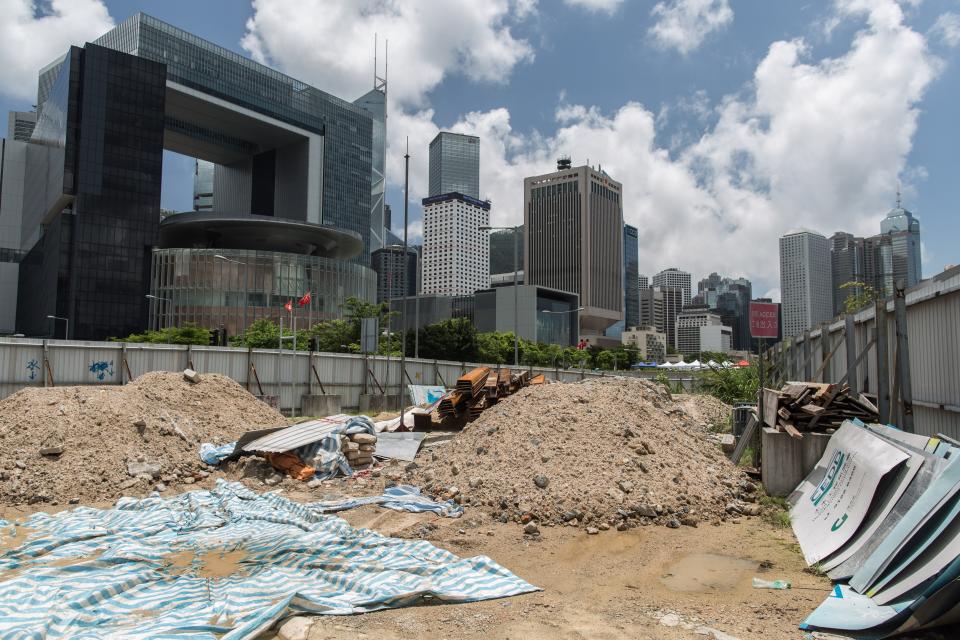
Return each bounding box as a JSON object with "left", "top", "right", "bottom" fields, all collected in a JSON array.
[
  {"left": 0, "top": 372, "right": 285, "bottom": 506},
  {"left": 408, "top": 377, "right": 756, "bottom": 530}
]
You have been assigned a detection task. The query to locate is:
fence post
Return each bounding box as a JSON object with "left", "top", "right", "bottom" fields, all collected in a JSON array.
[
  {"left": 820, "top": 323, "right": 831, "bottom": 382},
  {"left": 802, "top": 331, "right": 811, "bottom": 380},
  {"left": 119, "top": 343, "right": 127, "bottom": 385},
  {"left": 42, "top": 340, "right": 49, "bottom": 388},
  {"left": 894, "top": 280, "right": 914, "bottom": 433},
  {"left": 875, "top": 300, "right": 890, "bottom": 424},
  {"left": 246, "top": 347, "right": 252, "bottom": 392},
  {"left": 845, "top": 315, "right": 858, "bottom": 395}
]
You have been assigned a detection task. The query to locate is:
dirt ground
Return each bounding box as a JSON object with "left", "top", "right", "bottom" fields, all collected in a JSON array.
[{"left": 262, "top": 496, "right": 830, "bottom": 640}]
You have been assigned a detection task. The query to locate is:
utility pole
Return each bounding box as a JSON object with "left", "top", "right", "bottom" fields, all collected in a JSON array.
[{"left": 400, "top": 139, "right": 410, "bottom": 429}]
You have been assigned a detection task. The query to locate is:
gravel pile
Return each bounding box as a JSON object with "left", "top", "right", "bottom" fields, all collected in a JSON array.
[
  {"left": 406, "top": 377, "right": 758, "bottom": 531},
  {"left": 0, "top": 372, "right": 285, "bottom": 506}
]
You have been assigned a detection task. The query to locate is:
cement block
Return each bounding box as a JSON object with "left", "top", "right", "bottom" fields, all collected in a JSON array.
[
  {"left": 761, "top": 427, "right": 833, "bottom": 497},
  {"left": 358, "top": 393, "right": 402, "bottom": 415},
  {"left": 301, "top": 394, "right": 342, "bottom": 417}
]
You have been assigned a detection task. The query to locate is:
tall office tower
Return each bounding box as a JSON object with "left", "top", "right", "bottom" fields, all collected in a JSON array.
[
  {"left": 639, "top": 286, "right": 657, "bottom": 328},
  {"left": 489, "top": 226, "right": 524, "bottom": 275},
  {"left": 0, "top": 137, "right": 28, "bottom": 333},
  {"left": 779, "top": 229, "right": 832, "bottom": 338},
  {"left": 428, "top": 132, "right": 480, "bottom": 199},
  {"left": 653, "top": 267, "right": 692, "bottom": 306},
  {"left": 654, "top": 286, "right": 684, "bottom": 350},
  {"left": 13, "top": 13, "right": 376, "bottom": 340},
  {"left": 623, "top": 224, "right": 640, "bottom": 328},
  {"left": 638, "top": 274, "right": 649, "bottom": 290},
  {"left": 524, "top": 159, "right": 624, "bottom": 343},
  {"left": 371, "top": 245, "right": 418, "bottom": 303},
  {"left": 880, "top": 195, "right": 922, "bottom": 290},
  {"left": 863, "top": 234, "right": 894, "bottom": 299},
  {"left": 830, "top": 232, "right": 865, "bottom": 314},
  {"left": 354, "top": 63, "right": 387, "bottom": 253},
  {"left": 697, "top": 272, "right": 723, "bottom": 307},
  {"left": 6, "top": 111, "right": 36, "bottom": 141},
  {"left": 193, "top": 160, "right": 214, "bottom": 211},
  {"left": 421, "top": 192, "right": 490, "bottom": 295}
]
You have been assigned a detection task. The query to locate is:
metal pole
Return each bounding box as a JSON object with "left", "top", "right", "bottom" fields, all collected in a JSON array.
[
  {"left": 291, "top": 312, "right": 296, "bottom": 419},
  {"left": 513, "top": 226, "right": 519, "bottom": 366},
  {"left": 803, "top": 330, "right": 812, "bottom": 380},
  {"left": 845, "top": 314, "right": 858, "bottom": 395},
  {"left": 894, "top": 280, "right": 914, "bottom": 432},
  {"left": 400, "top": 140, "right": 410, "bottom": 427},
  {"left": 875, "top": 299, "right": 891, "bottom": 424},
  {"left": 820, "top": 322, "right": 831, "bottom": 382},
  {"left": 243, "top": 259, "right": 249, "bottom": 337}
]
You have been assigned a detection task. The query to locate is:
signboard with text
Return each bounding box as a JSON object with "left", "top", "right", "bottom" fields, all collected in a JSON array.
[{"left": 749, "top": 302, "right": 780, "bottom": 339}]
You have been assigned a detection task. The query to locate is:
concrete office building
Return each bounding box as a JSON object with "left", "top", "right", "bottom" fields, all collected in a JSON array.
[
  {"left": 638, "top": 274, "right": 649, "bottom": 290},
  {"left": 429, "top": 132, "right": 480, "bottom": 199},
  {"left": 354, "top": 78, "right": 388, "bottom": 253},
  {"left": 693, "top": 272, "right": 752, "bottom": 351},
  {"left": 677, "top": 309, "right": 731, "bottom": 355},
  {"left": 193, "top": 159, "right": 214, "bottom": 211},
  {"left": 830, "top": 232, "right": 864, "bottom": 315},
  {"left": 389, "top": 294, "right": 475, "bottom": 333},
  {"left": 779, "top": 229, "right": 832, "bottom": 338},
  {"left": 420, "top": 192, "right": 490, "bottom": 296},
  {"left": 621, "top": 326, "right": 667, "bottom": 363},
  {"left": 653, "top": 267, "right": 692, "bottom": 306},
  {"left": 7, "top": 111, "right": 36, "bottom": 142},
  {"left": 8, "top": 13, "right": 377, "bottom": 340},
  {"left": 474, "top": 285, "right": 579, "bottom": 346},
  {"left": 371, "top": 244, "right": 418, "bottom": 303},
  {"left": 524, "top": 159, "right": 623, "bottom": 345}
]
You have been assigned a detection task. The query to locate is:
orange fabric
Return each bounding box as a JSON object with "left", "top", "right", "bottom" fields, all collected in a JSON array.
[{"left": 264, "top": 452, "right": 316, "bottom": 482}]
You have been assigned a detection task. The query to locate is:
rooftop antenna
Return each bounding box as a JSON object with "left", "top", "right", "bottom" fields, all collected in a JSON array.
[
  {"left": 896, "top": 180, "right": 902, "bottom": 209},
  {"left": 375, "top": 37, "right": 387, "bottom": 95}
]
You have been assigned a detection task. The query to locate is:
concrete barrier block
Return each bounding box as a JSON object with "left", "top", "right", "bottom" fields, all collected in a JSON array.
[
  {"left": 761, "top": 427, "right": 832, "bottom": 497},
  {"left": 301, "top": 394, "right": 342, "bottom": 417}
]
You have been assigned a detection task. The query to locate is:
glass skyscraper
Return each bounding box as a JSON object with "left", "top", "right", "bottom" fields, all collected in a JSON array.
[
  {"left": 428, "top": 132, "right": 480, "bottom": 199},
  {"left": 880, "top": 203, "right": 921, "bottom": 290}
]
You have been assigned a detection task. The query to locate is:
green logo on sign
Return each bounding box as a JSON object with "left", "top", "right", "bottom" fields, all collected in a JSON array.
[{"left": 831, "top": 514, "right": 848, "bottom": 531}]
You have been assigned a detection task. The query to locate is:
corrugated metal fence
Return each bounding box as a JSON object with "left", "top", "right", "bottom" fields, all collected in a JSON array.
[
  {"left": 0, "top": 339, "right": 700, "bottom": 413},
  {"left": 765, "top": 267, "right": 960, "bottom": 439}
]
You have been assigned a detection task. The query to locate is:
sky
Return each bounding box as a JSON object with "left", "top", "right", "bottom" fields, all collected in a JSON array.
[{"left": 1, "top": 0, "right": 958, "bottom": 301}]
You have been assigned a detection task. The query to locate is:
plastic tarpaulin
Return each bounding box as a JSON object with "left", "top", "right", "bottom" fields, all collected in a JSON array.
[
  {"left": 789, "top": 421, "right": 909, "bottom": 565},
  {"left": 0, "top": 481, "right": 537, "bottom": 639}
]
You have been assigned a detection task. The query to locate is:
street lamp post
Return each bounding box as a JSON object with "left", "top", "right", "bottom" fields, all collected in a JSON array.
[
  {"left": 46, "top": 315, "right": 69, "bottom": 340},
  {"left": 480, "top": 224, "right": 521, "bottom": 366},
  {"left": 215, "top": 254, "right": 249, "bottom": 337}
]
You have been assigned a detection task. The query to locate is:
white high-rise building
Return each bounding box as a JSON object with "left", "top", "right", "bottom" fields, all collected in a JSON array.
[
  {"left": 779, "top": 229, "right": 832, "bottom": 338},
  {"left": 420, "top": 192, "right": 490, "bottom": 296},
  {"left": 652, "top": 267, "right": 692, "bottom": 306}
]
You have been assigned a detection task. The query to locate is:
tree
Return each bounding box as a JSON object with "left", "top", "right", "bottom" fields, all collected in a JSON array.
[
  {"left": 595, "top": 350, "right": 616, "bottom": 370},
  {"left": 233, "top": 318, "right": 280, "bottom": 348},
  {"left": 416, "top": 318, "right": 477, "bottom": 361},
  {"left": 310, "top": 319, "right": 357, "bottom": 353},
  {"left": 840, "top": 281, "right": 876, "bottom": 314},
  {"left": 111, "top": 323, "right": 211, "bottom": 345}
]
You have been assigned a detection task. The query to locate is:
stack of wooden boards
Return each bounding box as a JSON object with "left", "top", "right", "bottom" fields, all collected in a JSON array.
[
  {"left": 423, "top": 366, "right": 536, "bottom": 430},
  {"left": 761, "top": 381, "right": 879, "bottom": 439}
]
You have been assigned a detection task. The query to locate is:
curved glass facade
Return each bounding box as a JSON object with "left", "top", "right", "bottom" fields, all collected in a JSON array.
[{"left": 149, "top": 248, "right": 375, "bottom": 336}]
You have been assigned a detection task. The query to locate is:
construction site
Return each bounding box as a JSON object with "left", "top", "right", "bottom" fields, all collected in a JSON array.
[{"left": 0, "top": 332, "right": 956, "bottom": 640}]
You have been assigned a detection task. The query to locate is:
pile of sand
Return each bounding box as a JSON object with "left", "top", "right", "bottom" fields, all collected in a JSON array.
[
  {"left": 0, "top": 372, "right": 285, "bottom": 506},
  {"left": 407, "top": 377, "right": 757, "bottom": 530}
]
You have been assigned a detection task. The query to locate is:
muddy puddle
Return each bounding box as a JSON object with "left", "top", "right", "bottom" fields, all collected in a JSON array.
[
  {"left": 660, "top": 553, "right": 757, "bottom": 593},
  {"left": 166, "top": 548, "right": 250, "bottom": 579}
]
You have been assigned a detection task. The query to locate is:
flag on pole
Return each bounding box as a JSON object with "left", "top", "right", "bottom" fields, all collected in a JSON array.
[
  {"left": 298, "top": 291, "right": 312, "bottom": 307},
  {"left": 284, "top": 299, "right": 293, "bottom": 313}
]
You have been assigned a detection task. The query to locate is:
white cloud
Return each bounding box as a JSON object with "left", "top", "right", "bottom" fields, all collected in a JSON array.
[
  {"left": 563, "top": 0, "right": 625, "bottom": 14},
  {"left": 930, "top": 12, "right": 960, "bottom": 47},
  {"left": 649, "top": 0, "right": 733, "bottom": 55},
  {"left": 0, "top": 0, "right": 113, "bottom": 102},
  {"left": 245, "top": 0, "right": 937, "bottom": 296},
  {"left": 242, "top": 0, "right": 535, "bottom": 109}
]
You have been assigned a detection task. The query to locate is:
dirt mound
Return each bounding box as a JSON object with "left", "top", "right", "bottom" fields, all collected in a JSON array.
[
  {"left": 672, "top": 393, "right": 735, "bottom": 429},
  {"left": 0, "top": 372, "right": 285, "bottom": 506},
  {"left": 407, "top": 377, "right": 755, "bottom": 530}
]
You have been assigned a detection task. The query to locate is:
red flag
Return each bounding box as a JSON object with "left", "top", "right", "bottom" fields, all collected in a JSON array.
[
  {"left": 283, "top": 299, "right": 293, "bottom": 313},
  {"left": 298, "top": 291, "right": 312, "bottom": 307}
]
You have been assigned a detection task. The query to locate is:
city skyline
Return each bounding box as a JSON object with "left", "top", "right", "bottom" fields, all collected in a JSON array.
[{"left": 1, "top": 1, "right": 957, "bottom": 303}]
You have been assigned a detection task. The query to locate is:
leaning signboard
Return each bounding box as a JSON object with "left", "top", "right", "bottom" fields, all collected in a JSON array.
[{"left": 788, "top": 421, "right": 910, "bottom": 565}]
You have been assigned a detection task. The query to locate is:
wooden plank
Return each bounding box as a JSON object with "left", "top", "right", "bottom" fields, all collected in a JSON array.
[
  {"left": 798, "top": 403, "right": 825, "bottom": 416},
  {"left": 778, "top": 407, "right": 792, "bottom": 421},
  {"left": 762, "top": 388, "right": 781, "bottom": 428},
  {"left": 781, "top": 422, "right": 804, "bottom": 440},
  {"left": 730, "top": 413, "right": 758, "bottom": 463}
]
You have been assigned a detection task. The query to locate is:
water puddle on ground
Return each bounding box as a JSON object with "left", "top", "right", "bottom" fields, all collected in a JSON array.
[
  {"left": 0, "top": 523, "right": 35, "bottom": 552},
  {"left": 660, "top": 553, "right": 757, "bottom": 593},
  {"left": 166, "top": 548, "right": 250, "bottom": 579}
]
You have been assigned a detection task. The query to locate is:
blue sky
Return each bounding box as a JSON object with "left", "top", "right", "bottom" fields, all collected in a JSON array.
[{"left": 1, "top": 0, "right": 958, "bottom": 299}]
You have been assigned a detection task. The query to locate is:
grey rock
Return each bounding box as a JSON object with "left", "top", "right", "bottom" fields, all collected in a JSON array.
[
  {"left": 680, "top": 516, "right": 699, "bottom": 527},
  {"left": 154, "top": 482, "right": 167, "bottom": 492},
  {"left": 277, "top": 616, "right": 313, "bottom": 640},
  {"left": 306, "top": 478, "right": 323, "bottom": 489},
  {"left": 523, "top": 522, "right": 540, "bottom": 535},
  {"left": 666, "top": 518, "right": 681, "bottom": 529},
  {"left": 126, "top": 460, "right": 162, "bottom": 479},
  {"left": 39, "top": 445, "right": 64, "bottom": 456},
  {"left": 617, "top": 480, "right": 634, "bottom": 493},
  {"left": 14, "top": 460, "right": 25, "bottom": 470},
  {"left": 533, "top": 475, "right": 549, "bottom": 489},
  {"left": 586, "top": 526, "right": 599, "bottom": 535},
  {"left": 182, "top": 368, "right": 201, "bottom": 384},
  {"left": 264, "top": 474, "right": 282, "bottom": 486},
  {"left": 616, "top": 522, "right": 629, "bottom": 531},
  {"left": 634, "top": 504, "right": 658, "bottom": 518}
]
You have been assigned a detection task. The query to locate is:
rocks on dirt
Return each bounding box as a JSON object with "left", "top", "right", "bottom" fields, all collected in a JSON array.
[
  {"left": 523, "top": 522, "right": 540, "bottom": 536},
  {"left": 182, "top": 369, "right": 201, "bottom": 384},
  {"left": 408, "top": 377, "right": 747, "bottom": 531}
]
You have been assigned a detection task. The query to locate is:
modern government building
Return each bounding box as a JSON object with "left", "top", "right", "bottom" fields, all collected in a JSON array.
[{"left": 0, "top": 13, "right": 385, "bottom": 340}]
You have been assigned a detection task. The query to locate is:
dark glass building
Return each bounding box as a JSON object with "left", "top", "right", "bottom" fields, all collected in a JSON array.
[
  {"left": 371, "top": 245, "right": 418, "bottom": 303},
  {"left": 13, "top": 13, "right": 375, "bottom": 340}
]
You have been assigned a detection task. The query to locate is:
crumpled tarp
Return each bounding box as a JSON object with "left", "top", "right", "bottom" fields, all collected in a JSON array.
[
  {"left": 0, "top": 480, "right": 537, "bottom": 639},
  {"left": 311, "top": 484, "right": 463, "bottom": 518}
]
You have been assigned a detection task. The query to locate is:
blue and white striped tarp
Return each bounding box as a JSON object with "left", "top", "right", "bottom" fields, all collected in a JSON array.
[
  {"left": 0, "top": 480, "right": 538, "bottom": 639},
  {"left": 311, "top": 485, "right": 463, "bottom": 517}
]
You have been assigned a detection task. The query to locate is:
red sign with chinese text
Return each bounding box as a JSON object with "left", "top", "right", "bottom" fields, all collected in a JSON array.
[{"left": 749, "top": 302, "right": 779, "bottom": 339}]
